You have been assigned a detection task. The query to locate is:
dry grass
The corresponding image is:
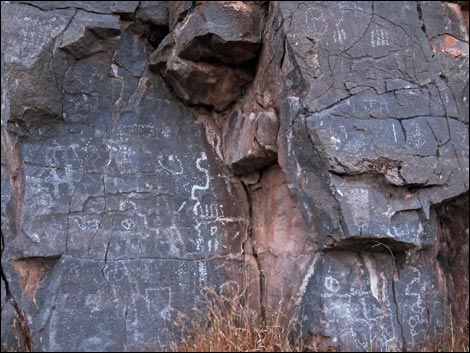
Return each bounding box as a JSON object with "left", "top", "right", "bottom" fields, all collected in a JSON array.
[
  {"left": 170, "top": 287, "right": 312, "bottom": 352},
  {"left": 170, "top": 286, "right": 469, "bottom": 352},
  {"left": 419, "top": 329, "right": 469, "bottom": 352},
  {"left": 420, "top": 303, "right": 469, "bottom": 352}
]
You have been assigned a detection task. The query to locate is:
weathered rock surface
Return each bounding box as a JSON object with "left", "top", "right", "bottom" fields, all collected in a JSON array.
[
  {"left": 1, "top": 1, "right": 469, "bottom": 352},
  {"left": 168, "top": 1, "right": 193, "bottom": 30},
  {"left": 175, "top": 1, "right": 262, "bottom": 64},
  {"left": 249, "top": 165, "right": 315, "bottom": 311},
  {"left": 223, "top": 109, "right": 279, "bottom": 175},
  {"left": 1, "top": 1, "right": 256, "bottom": 351},
  {"left": 274, "top": 1, "right": 469, "bottom": 350},
  {"left": 135, "top": 1, "right": 168, "bottom": 26},
  {"left": 149, "top": 1, "right": 263, "bottom": 110}
]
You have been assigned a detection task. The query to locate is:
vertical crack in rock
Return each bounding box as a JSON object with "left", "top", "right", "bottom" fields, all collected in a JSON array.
[
  {"left": 279, "top": 32, "right": 288, "bottom": 69},
  {"left": 438, "top": 240, "right": 456, "bottom": 349},
  {"left": 147, "top": 0, "right": 272, "bottom": 322},
  {"left": 241, "top": 181, "right": 266, "bottom": 321},
  {"left": 1, "top": 231, "right": 33, "bottom": 352},
  {"left": 1, "top": 126, "right": 31, "bottom": 351},
  {"left": 417, "top": 2, "right": 427, "bottom": 36},
  {"left": 390, "top": 256, "right": 407, "bottom": 351}
]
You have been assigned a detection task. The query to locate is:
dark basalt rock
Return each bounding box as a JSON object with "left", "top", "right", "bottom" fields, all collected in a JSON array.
[
  {"left": 1, "top": 1, "right": 468, "bottom": 352},
  {"left": 135, "top": 1, "right": 168, "bottom": 26},
  {"left": 1, "top": 2, "right": 254, "bottom": 351},
  {"left": 168, "top": 1, "right": 193, "bottom": 30},
  {"left": 275, "top": 1, "right": 468, "bottom": 350},
  {"left": 149, "top": 1, "right": 263, "bottom": 110},
  {"left": 176, "top": 1, "right": 262, "bottom": 64}
]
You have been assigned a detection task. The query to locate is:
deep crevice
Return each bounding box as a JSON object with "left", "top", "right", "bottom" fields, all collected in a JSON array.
[
  {"left": 241, "top": 181, "right": 266, "bottom": 323},
  {"left": 324, "top": 236, "right": 414, "bottom": 256},
  {"left": 417, "top": 2, "right": 427, "bottom": 36},
  {"left": 140, "top": 23, "right": 169, "bottom": 49},
  {"left": 391, "top": 266, "right": 407, "bottom": 352}
]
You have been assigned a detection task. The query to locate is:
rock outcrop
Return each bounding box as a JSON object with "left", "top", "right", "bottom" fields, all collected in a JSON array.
[{"left": 1, "top": 1, "right": 468, "bottom": 352}]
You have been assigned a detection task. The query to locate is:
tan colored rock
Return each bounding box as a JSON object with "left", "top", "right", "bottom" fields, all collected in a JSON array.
[
  {"left": 250, "top": 165, "right": 317, "bottom": 310},
  {"left": 163, "top": 55, "right": 252, "bottom": 110},
  {"left": 223, "top": 110, "right": 279, "bottom": 175}
]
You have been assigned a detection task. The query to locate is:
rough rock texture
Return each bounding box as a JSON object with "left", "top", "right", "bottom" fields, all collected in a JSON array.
[
  {"left": 1, "top": 1, "right": 469, "bottom": 352},
  {"left": 149, "top": 1, "right": 263, "bottom": 110},
  {"left": 275, "top": 1, "right": 469, "bottom": 350},
  {"left": 223, "top": 110, "right": 279, "bottom": 175},
  {"left": 1, "top": 1, "right": 257, "bottom": 351}
]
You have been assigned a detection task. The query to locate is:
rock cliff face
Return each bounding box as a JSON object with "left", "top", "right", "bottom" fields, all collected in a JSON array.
[{"left": 1, "top": 1, "right": 468, "bottom": 351}]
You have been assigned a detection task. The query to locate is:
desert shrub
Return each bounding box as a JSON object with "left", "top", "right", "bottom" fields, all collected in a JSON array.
[{"left": 170, "top": 287, "right": 311, "bottom": 352}]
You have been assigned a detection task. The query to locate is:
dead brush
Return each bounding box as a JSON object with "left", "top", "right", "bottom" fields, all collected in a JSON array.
[
  {"left": 169, "top": 287, "right": 469, "bottom": 352},
  {"left": 170, "top": 287, "right": 312, "bottom": 352}
]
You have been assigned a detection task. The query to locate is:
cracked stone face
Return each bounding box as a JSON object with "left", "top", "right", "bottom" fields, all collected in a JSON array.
[
  {"left": 278, "top": 1, "right": 468, "bottom": 245},
  {"left": 276, "top": 1, "right": 468, "bottom": 350},
  {"left": 1, "top": 1, "right": 469, "bottom": 352},
  {"left": 1, "top": 2, "right": 257, "bottom": 351}
]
